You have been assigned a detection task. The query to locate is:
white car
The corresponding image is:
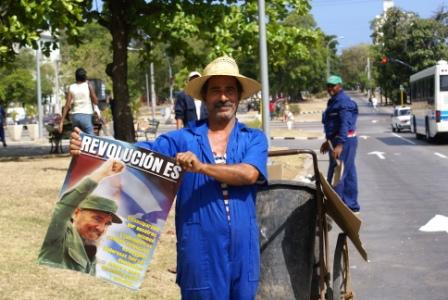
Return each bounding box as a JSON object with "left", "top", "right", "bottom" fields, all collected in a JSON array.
[{"left": 391, "top": 106, "right": 411, "bottom": 132}]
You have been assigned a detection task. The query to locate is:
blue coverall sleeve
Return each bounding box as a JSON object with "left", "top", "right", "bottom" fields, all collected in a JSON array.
[
  {"left": 336, "top": 104, "right": 351, "bottom": 145},
  {"left": 241, "top": 130, "right": 269, "bottom": 182},
  {"left": 335, "top": 101, "right": 354, "bottom": 145}
]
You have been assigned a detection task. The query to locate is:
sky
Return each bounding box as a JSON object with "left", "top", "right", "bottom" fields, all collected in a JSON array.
[{"left": 311, "top": 0, "right": 448, "bottom": 52}]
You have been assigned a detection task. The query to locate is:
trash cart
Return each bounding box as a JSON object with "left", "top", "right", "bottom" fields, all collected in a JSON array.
[{"left": 256, "top": 149, "right": 368, "bottom": 300}]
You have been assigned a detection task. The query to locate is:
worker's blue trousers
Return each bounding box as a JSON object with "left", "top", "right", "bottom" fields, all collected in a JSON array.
[{"left": 327, "top": 137, "right": 359, "bottom": 212}]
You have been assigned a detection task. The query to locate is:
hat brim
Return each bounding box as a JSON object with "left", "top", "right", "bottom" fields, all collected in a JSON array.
[
  {"left": 84, "top": 208, "right": 122, "bottom": 224},
  {"left": 185, "top": 75, "right": 261, "bottom": 101}
]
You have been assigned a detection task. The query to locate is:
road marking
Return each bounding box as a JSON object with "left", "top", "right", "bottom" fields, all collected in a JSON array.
[
  {"left": 391, "top": 133, "right": 416, "bottom": 145},
  {"left": 434, "top": 152, "right": 447, "bottom": 158},
  {"left": 368, "top": 151, "right": 385, "bottom": 159},
  {"left": 419, "top": 215, "right": 448, "bottom": 233},
  {"left": 359, "top": 135, "right": 369, "bottom": 140},
  {"left": 371, "top": 120, "right": 377, "bottom": 123}
]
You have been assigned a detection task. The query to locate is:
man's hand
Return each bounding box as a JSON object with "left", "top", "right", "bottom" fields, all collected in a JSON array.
[
  {"left": 320, "top": 140, "right": 329, "bottom": 154},
  {"left": 176, "top": 151, "right": 203, "bottom": 173},
  {"left": 333, "top": 144, "right": 343, "bottom": 159},
  {"left": 90, "top": 159, "right": 125, "bottom": 182},
  {"left": 69, "top": 127, "right": 83, "bottom": 156}
]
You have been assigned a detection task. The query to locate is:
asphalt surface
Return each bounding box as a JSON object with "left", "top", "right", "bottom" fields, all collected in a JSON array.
[{"left": 269, "top": 92, "right": 448, "bottom": 300}]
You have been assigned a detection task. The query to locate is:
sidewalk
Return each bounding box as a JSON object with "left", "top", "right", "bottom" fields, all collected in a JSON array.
[
  {"left": 0, "top": 137, "right": 71, "bottom": 161},
  {"left": 1, "top": 101, "right": 327, "bottom": 160}
]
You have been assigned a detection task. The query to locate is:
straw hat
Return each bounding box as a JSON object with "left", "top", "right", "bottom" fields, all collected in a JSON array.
[{"left": 185, "top": 56, "right": 261, "bottom": 101}]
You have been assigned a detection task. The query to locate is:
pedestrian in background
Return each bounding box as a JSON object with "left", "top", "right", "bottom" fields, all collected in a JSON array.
[
  {"left": 371, "top": 93, "right": 378, "bottom": 111},
  {"left": 70, "top": 56, "right": 268, "bottom": 299},
  {"left": 174, "top": 71, "right": 208, "bottom": 129},
  {"left": 60, "top": 68, "right": 98, "bottom": 135},
  {"left": 0, "top": 104, "right": 6, "bottom": 147},
  {"left": 320, "top": 75, "right": 360, "bottom": 213}
]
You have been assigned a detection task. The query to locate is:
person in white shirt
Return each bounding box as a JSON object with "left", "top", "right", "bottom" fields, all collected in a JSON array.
[{"left": 60, "top": 68, "right": 98, "bottom": 135}]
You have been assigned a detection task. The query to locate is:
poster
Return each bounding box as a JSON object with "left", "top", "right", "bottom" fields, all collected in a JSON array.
[{"left": 38, "top": 133, "right": 183, "bottom": 290}]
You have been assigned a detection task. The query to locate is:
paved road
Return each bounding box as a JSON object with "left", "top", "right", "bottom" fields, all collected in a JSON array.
[{"left": 271, "top": 92, "right": 448, "bottom": 300}]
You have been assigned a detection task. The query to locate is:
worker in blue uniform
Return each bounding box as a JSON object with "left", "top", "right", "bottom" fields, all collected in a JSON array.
[
  {"left": 70, "top": 56, "right": 268, "bottom": 299},
  {"left": 320, "top": 75, "right": 360, "bottom": 212}
]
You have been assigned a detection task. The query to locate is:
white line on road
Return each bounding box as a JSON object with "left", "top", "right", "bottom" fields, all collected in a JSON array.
[
  {"left": 368, "top": 151, "right": 386, "bottom": 159},
  {"left": 419, "top": 214, "right": 448, "bottom": 233},
  {"left": 391, "top": 133, "right": 416, "bottom": 145},
  {"left": 434, "top": 152, "right": 447, "bottom": 159}
]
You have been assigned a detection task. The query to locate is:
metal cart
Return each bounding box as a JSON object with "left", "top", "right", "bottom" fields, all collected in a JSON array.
[{"left": 256, "top": 149, "right": 368, "bottom": 300}]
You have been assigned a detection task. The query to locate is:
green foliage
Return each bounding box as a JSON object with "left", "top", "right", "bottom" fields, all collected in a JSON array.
[
  {"left": 339, "top": 44, "right": 371, "bottom": 90},
  {"left": 0, "top": 51, "right": 35, "bottom": 107},
  {"left": 0, "top": 0, "right": 91, "bottom": 63},
  {"left": 2, "top": 0, "right": 319, "bottom": 140},
  {"left": 371, "top": 7, "right": 448, "bottom": 103},
  {"left": 25, "top": 104, "right": 37, "bottom": 117},
  {"left": 59, "top": 22, "right": 112, "bottom": 91}
]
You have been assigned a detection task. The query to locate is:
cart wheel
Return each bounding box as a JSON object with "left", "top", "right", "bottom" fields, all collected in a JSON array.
[{"left": 332, "top": 233, "right": 354, "bottom": 300}]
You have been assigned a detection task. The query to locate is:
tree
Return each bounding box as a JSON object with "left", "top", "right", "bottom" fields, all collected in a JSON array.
[
  {"left": 0, "top": 0, "right": 90, "bottom": 63},
  {"left": 371, "top": 6, "right": 448, "bottom": 104},
  {"left": 3, "top": 0, "right": 315, "bottom": 141},
  {"left": 339, "top": 44, "right": 371, "bottom": 90},
  {"left": 0, "top": 50, "right": 35, "bottom": 108}
]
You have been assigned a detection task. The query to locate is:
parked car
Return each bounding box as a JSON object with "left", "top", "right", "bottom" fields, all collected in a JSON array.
[{"left": 391, "top": 106, "right": 411, "bottom": 132}]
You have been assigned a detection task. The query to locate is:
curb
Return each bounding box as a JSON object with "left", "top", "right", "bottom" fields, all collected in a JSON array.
[
  {"left": 299, "top": 110, "right": 323, "bottom": 115},
  {"left": 270, "top": 136, "right": 323, "bottom": 140}
]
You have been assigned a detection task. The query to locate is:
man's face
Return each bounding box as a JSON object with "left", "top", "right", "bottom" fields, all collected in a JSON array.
[
  {"left": 327, "top": 84, "right": 341, "bottom": 97},
  {"left": 204, "top": 76, "right": 240, "bottom": 122},
  {"left": 73, "top": 209, "right": 113, "bottom": 242}
]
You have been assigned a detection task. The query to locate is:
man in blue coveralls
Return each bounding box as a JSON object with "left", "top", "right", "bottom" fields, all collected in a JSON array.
[
  {"left": 70, "top": 56, "right": 268, "bottom": 299},
  {"left": 320, "top": 75, "right": 360, "bottom": 212}
]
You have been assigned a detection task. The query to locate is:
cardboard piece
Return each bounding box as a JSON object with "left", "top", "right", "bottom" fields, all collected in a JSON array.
[{"left": 319, "top": 172, "right": 368, "bottom": 261}]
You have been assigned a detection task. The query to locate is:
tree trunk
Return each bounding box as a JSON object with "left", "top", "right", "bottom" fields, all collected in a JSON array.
[{"left": 107, "top": 0, "right": 135, "bottom": 142}]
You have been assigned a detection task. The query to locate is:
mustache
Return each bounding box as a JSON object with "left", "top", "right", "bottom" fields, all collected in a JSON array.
[{"left": 214, "top": 101, "right": 233, "bottom": 109}]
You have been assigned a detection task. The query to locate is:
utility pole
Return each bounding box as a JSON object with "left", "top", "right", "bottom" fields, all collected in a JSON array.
[
  {"left": 367, "top": 57, "right": 371, "bottom": 98},
  {"left": 150, "top": 62, "right": 156, "bottom": 120},
  {"left": 258, "top": 0, "right": 270, "bottom": 145}
]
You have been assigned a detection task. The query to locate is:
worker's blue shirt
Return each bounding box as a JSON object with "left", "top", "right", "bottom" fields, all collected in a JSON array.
[
  {"left": 136, "top": 119, "right": 268, "bottom": 295},
  {"left": 322, "top": 90, "right": 358, "bottom": 145}
]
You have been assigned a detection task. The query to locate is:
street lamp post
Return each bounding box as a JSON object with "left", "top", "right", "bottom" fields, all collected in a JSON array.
[
  {"left": 36, "top": 42, "right": 43, "bottom": 139},
  {"left": 35, "top": 32, "right": 53, "bottom": 139},
  {"left": 326, "top": 36, "right": 344, "bottom": 78},
  {"left": 258, "top": 0, "right": 270, "bottom": 145}
]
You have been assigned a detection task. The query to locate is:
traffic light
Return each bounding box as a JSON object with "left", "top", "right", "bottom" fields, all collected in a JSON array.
[{"left": 381, "top": 56, "right": 389, "bottom": 65}]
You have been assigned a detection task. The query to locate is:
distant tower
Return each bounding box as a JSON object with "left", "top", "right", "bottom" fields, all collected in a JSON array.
[{"left": 383, "top": 0, "right": 394, "bottom": 12}]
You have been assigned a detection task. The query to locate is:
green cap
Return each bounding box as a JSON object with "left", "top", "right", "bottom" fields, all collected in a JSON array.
[
  {"left": 327, "top": 75, "right": 343, "bottom": 85},
  {"left": 79, "top": 195, "right": 122, "bottom": 224}
]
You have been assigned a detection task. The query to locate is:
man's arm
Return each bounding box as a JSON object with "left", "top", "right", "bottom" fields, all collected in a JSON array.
[
  {"left": 88, "top": 82, "right": 99, "bottom": 105},
  {"left": 176, "top": 118, "right": 184, "bottom": 129},
  {"left": 176, "top": 151, "right": 259, "bottom": 185},
  {"left": 59, "top": 92, "right": 73, "bottom": 133}
]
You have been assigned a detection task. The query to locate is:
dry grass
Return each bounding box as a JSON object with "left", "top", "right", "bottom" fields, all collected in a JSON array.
[{"left": 0, "top": 157, "right": 180, "bottom": 300}]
